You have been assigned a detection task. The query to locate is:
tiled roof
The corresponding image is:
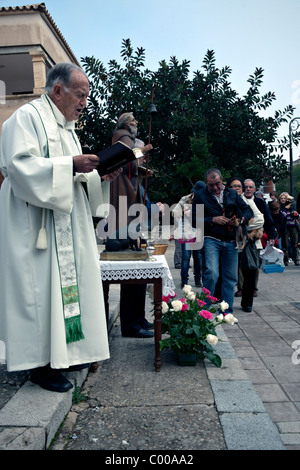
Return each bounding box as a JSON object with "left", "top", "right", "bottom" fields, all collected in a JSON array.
[{"left": 0, "top": 3, "right": 79, "bottom": 65}]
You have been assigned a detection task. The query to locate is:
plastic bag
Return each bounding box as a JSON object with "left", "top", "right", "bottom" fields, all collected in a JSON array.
[
  {"left": 260, "top": 243, "right": 284, "bottom": 272},
  {"left": 174, "top": 221, "right": 197, "bottom": 244}
]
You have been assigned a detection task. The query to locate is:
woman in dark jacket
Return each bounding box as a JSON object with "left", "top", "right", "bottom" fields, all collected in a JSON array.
[{"left": 279, "top": 192, "right": 300, "bottom": 266}]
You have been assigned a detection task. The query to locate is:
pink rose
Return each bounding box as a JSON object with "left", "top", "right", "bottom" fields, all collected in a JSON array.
[
  {"left": 197, "top": 299, "right": 206, "bottom": 307},
  {"left": 202, "top": 287, "right": 211, "bottom": 296},
  {"left": 207, "top": 295, "right": 218, "bottom": 304},
  {"left": 199, "top": 309, "right": 213, "bottom": 320},
  {"left": 162, "top": 295, "right": 171, "bottom": 303},
  {"left": 178, "top": 298, "right": 188, "bottom": 311}
]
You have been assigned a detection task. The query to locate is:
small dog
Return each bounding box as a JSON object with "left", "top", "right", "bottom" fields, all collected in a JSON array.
[{"left": 223, "top": 204, "right": 249, "bottom": 250}]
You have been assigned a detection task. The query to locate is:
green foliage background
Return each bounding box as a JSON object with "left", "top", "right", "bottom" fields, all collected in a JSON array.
[{"left": 77, "top": 39, "right": 299, "bottom": 205}]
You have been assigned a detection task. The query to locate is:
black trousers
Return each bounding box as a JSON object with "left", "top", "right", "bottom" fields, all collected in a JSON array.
[
  {"left": 120, "top": 284, "right": 147, "bottom": 335},
  {"left": 241, "top": 269, "right": 257, "bottom": 308}
]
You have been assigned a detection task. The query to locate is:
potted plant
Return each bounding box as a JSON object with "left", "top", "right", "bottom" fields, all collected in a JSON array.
[{"left": 160, "top": 285, "right": 237, "bottom": 367}]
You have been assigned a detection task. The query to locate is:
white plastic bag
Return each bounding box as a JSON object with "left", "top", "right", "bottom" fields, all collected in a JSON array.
[{"left": 260, "top": 243, "right": 284, "bottom": 268}]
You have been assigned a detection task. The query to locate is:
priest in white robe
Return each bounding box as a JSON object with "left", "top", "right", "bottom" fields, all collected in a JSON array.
[{"left": 0, "top": 63, "right": 116, "bottom": 392}]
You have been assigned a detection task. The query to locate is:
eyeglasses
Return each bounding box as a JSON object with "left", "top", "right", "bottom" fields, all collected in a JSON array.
[
  {"left": 231, "top": 184, "right": 242, "bottom": 188},
  {"left": 245, "top": 185, "right": 254, "bottom": 189}
]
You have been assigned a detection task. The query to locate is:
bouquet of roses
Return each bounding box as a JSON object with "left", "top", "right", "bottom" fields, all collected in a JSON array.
[{"left": 160, "top": 285, "right": 237, "bottom": 367}]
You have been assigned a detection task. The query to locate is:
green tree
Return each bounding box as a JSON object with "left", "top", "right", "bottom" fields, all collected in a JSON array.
[
  {"left": 276, "top": 164, "right": 300, "bottom": 199},
  {"left": 77, "top": 40, "right": 298, "bottom": 205}
]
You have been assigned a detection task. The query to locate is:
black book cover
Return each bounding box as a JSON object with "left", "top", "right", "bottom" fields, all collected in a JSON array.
[{"left": 97, "top": 141, "right": 138, "bottom": 177}]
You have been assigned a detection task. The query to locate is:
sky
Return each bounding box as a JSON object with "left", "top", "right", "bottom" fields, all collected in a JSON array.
[{"left": 2, "top": 0, "right": 300, "bottom": 161}]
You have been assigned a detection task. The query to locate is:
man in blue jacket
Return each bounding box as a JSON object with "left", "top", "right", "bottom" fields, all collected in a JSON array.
[{"left": 192, "top": 168, "right": 253, "bottom": 314}]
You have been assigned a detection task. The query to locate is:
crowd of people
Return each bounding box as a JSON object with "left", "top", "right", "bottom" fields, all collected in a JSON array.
[{"left": 0, "top": 62, "right": 299, "bottom": 393}]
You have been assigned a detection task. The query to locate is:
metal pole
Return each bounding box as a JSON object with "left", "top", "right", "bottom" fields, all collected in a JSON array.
[
  {"left": 289, "top": 119, "right": 294, "bottom": 197},
  {"left": 143, "top": 87, "right": 157, "bottom": 205}
]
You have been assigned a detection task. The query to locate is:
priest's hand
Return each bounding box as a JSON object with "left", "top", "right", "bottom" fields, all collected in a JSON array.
[
  {"left": 102, "top": 168, "right": 123, "bottom": 181},
  {"left": 73, "top": 155, "right": 100, "bottom": 173}
]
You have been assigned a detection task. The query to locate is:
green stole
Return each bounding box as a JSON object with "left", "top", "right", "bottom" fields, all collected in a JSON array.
[{"left": 29, "top": 95, "right": 84, "bottom": 344}]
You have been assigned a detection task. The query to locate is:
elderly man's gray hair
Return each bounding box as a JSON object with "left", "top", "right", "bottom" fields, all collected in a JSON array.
[
  {"left": 45, "top": 63, "right": 88, "bottom": 93},
  {"left": 204, "top": 168, "right": 223, "bottom": 182}
]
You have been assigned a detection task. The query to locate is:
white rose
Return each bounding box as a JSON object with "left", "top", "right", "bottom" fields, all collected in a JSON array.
[
  {"left": 206, "top": 334, "right": 218, "bottom": 345},
  {"left": 216, "top": 314, "right": 224, "bottom": 321},
  {"left": 219, "top": 301, "right": 229, "bottom": 312},
  {"left": 162, "top": 301, "right": 169, "bottom": 314},
  {"left": 171, "top": 300, "right": 183, "bottom": 312},
  {"left": 182, "top": 285, "right": 192, "bottom": 294},
  {"left": 224, "top": 313, "right": 235, "bottom": 325},
  {"left": 187, "top": 291, "right": 196, "bottom": 301}
]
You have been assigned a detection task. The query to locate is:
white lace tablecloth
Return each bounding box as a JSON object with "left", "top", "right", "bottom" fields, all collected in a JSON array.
[{"left": 100, "top": 255, "right": 176, "bottom": 296}]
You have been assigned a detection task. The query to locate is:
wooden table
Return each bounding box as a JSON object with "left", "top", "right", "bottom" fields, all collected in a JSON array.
[{"left": 100, "top": 255, "right": 176, "bottom": 371}]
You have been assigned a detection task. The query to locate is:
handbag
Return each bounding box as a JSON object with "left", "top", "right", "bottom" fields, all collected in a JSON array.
[{"left": 240, "top": 238, "right": 259, "bottom": 271}]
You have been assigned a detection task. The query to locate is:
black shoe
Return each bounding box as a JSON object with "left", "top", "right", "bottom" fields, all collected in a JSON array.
[
  {"left": 195, "top": 281, "right": 202, "bottom": 287},
  {"left": 135, "top": 328, "right": 154, "bottom": 338},
  {"left": 30, "top": 365, "right": 73, "bottom": 393},
  {"left": 123, "top": 328, "right": 154, "bottom": 338},
  {"left": 61, "top": 363, "right": 90, "bottom": 372},
  {"left": 241, "top": 305, "right": 252, "bottom": 312},
  {"left": 143, "top": 320, "right": 154, "bottom": 330}
]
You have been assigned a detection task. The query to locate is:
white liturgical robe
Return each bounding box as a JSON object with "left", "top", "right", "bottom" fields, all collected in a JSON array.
[{"left": 0, "top": 95, "right": 110, "bottom": 371}]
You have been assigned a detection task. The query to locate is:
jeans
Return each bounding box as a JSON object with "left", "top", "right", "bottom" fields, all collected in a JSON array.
[
  {"left": 174, "top": 239, "right": 182, "bottom": 268},
  {"left": 181, "top": 243, "right": 202, "bottom": 285},
  {"left": 282, "top": 225, "right": 300, "bottom": 263},
  {"left": 203, "top": 238, "right": 238, "bottom": 313}
]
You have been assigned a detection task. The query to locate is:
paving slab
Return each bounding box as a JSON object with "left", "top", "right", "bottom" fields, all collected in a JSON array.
[
  {"left": 210, "top": 380, "right": 266, "bottom": 413},
  {"left": 219, "top": 413, "right": 285, "bottom": 450}
]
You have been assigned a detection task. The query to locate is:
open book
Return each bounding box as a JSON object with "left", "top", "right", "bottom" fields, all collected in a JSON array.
[{"left": 97, "top": 141, "right": 143, "bottom": 177}]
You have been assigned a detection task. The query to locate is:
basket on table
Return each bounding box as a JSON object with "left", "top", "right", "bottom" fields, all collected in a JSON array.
[{"left": 153, "top": 244, "right": 168, "bottom": 255}]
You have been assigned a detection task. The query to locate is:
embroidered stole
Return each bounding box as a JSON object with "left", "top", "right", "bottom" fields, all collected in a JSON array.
[{"left": 29, "top": 95, "right": 84, "bottom": 344}]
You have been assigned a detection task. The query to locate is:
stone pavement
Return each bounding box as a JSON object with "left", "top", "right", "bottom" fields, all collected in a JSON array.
[{"left": 1, "top": 239, "right": 299, "bottom": 451}]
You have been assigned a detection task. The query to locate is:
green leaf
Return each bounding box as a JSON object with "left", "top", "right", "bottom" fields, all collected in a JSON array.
[{"left": 206, "top": 351, "right": 222, "bottom": 368}]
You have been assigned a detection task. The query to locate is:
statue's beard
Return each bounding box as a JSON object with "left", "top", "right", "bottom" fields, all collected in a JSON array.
[{"left": 128, "top": 125, "right": 138, "bottom": 139}]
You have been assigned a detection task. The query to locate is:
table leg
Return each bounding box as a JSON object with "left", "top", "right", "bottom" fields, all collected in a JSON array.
[
  {"left": 153, "top": 278, "right": 162, "bottom": 371},
  {"left": 90, "top": 362, "right": 98, "bottom": 372}
]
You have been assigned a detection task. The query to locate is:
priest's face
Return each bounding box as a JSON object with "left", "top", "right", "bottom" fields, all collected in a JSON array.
[{"left": 53, "top": 70, "right": 90, "bottom": 122}]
